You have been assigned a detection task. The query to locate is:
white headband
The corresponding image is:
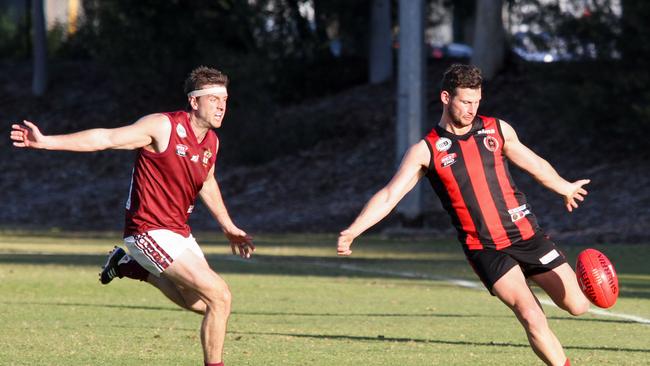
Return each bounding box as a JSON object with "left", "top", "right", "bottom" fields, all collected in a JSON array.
[{"left": 187, "top": 86, "right": 228, "bottom": 97}]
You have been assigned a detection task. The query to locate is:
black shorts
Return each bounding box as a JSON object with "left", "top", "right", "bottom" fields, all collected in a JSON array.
[{"left": 463, "top": 233, "right": 567, "bottom": 295}]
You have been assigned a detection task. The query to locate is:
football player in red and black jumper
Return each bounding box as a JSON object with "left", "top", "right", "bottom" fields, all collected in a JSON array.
[{"left": 337, "top": 64, "right": 590, "bottom": 366}]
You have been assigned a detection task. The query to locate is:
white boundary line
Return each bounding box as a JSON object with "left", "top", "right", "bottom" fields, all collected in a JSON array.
[{"left": 314, "top": 261, "right": 650, "bottom": 325}]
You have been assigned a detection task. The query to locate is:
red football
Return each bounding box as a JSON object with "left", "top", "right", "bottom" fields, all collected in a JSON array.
[{"left": 575, "top": 249, "right": 619, "bottom": 308}]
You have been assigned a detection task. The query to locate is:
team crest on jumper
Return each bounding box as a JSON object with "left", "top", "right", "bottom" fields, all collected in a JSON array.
[
  {"left": 483, "top": 135, "right": 499, "bottom": 152},
  {"left": 202, "top": 149, "right": 213, "bottom": 166},
  {"left": 175, "top": 144, "right": 189, "bottom": 157},
  {"left": 435, "top": 137, "right": 452, "bottom": 152},
  {"left": 176, "top": 124, "right": 187, "bottom": 138}
]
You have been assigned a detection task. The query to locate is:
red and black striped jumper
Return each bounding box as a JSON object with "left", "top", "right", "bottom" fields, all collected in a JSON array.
[{"left": 423, "top": 115, "right": 560, "bottom": 289}]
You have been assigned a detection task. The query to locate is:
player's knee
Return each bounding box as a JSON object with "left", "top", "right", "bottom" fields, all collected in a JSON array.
[
  {"left": 218, "top": 284, "right": 232, "bottom": 308},
  {"left": 204, "top": 280, "right": 232, "bottom": 310},
  {"left": 517, "top": 306, "right": 548, "bottom": 333}
]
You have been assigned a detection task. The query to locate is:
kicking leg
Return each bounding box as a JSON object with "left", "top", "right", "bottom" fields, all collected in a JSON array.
[
  {"left": 99, "top": 247, "right": 207, "bottom": 313},
  {"left": 530, "top": 263, "right": 590, "bottom": 316},
  {"left": 99, "top": 247, "right": 127, "bottom": 284},
  {"left": 492, "top": 265, "right": 567, "bottom": 366},
  {"left": 100, "top": 246, "right": 149, "bottom": 284}
]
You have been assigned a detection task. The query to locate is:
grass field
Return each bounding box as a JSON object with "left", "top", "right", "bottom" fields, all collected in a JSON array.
[{"left": 0, "top": 232, "right": 648, "bottom": 365}]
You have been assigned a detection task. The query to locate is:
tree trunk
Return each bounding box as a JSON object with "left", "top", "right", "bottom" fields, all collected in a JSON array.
[
  {"left": 395, "top": 0, "right": 425, "bottom": 223},
  {"left": 368, "top": 0, "right": 393, "bottom": 84},
  {"left": 32, "top": 0, "right": 48, "bottom": 96},
  {"left": 470, "top": 0, "right": 504, "bottom": 80}
]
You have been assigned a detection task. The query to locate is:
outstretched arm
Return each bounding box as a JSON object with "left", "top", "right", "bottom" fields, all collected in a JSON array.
[
  {"left": 199, "top": 166, "right": 255, "bottom": 259},
  {"left": 10, "top": 114, "right": 170, "bottom": 152},
  {"left": 500, "top": 120, "right": 589, "bottom": 212},
  {"left": 337, "top": 140, "right": 430, "bottom": 256}
]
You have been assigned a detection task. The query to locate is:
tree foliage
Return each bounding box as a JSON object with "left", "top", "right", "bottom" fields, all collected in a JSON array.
[
  {"left": 504, "top": 0, "right": 650, "bottom": 151},
  {"left": 73, "top": 0, "right": 256, "bottom": 91},
  {"left": 52, "top": 0, "right": 375, "bottom": 164},
  {"left": 245, "top": 0, "right": 370, "bottom": 102},
  {"left": 66, "top": 0, "right": 371, "bottom": 103},
  {"left": 4, "top": 0, "right": 649, "bottom": 161}
]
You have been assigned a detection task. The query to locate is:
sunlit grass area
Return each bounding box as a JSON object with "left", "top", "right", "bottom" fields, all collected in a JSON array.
[{"left": 0, "top": 232, "right": 648, "bottom": 365}]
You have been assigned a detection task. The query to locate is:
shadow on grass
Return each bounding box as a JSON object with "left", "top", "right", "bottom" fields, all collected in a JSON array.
[
  {"left": 0, "top": 300, "right": 183, "bottom": 312},
  {"left": 2, "top": 252, "right": 650, "bottom": 301},
  {"left": 0, "top": 253, "right": 103, "bottom": 266},
  {"left": 231, "top": 331, "right": 650, "bottom": 353},
  {"left": 0, "top": 252, "right": 467, "bottom": 279}
]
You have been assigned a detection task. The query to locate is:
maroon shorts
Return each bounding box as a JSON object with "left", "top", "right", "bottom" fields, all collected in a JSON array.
[{"left": 463, "top": 233, "right": 567, "bottom": 295}]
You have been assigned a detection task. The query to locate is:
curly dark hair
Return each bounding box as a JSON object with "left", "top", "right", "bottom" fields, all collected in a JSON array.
[
  {"left": 184, "top": 66, "right": 229, "bottom": 95},
  {"left": 441, "top": 64, "right": 482, "bottom": 95}
]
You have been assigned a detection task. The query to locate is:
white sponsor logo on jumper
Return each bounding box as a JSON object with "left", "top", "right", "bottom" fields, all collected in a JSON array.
[
  {"left": 508, "top": 204, "right": 531, "bottom": 222},
  {"left": 190, "top": 155, "right": 199, "bottom": 163},
  {"left": 441, "top": 153, "right": 457, "bottom": 168},
  {"left": 435, "top": 137, "right": 452, "bottom": 152},
  {"left": 539, "top": 249, "right": 560, "bottom": 264},
  {"left": 176, "top": 124, "right": 187, "bottom": 138},
  {"left": 187, "top": 205, "right": 194, "bottom": 214},
  {"left": 476, "top": 128, "right": 495, "bottom": 135},
  {"left": 176, "top": 144, "right": 189, "bottom": 157}
]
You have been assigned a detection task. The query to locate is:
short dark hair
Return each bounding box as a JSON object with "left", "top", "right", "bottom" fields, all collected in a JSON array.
[
  {"left": 441, "top": 64, "right": 482, "bottom": 95},
  {"left": 184, "top": 66, "right": 229, "bottom": 95}
]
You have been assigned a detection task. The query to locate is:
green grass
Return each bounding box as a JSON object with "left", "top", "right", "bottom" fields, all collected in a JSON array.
[{"left": 0, "top": 232, "right": 648, "bottom": 365}]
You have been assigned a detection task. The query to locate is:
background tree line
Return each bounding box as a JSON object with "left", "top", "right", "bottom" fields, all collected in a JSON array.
[{"left": 1, "top": 0, "right": 648, "bottom": 163}]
